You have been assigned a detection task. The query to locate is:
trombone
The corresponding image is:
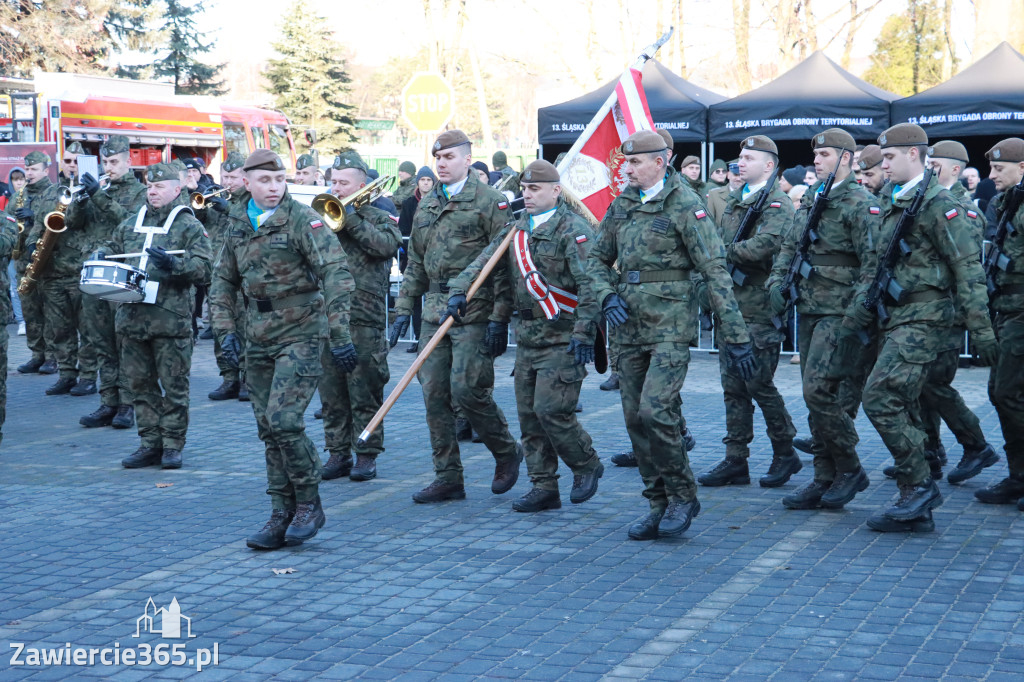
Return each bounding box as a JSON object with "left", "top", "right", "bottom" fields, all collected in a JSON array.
[
  {"left": 310, "top": 175, "right": 397, "bottom": 232},
  {"left": 190, "top": 187, "right": 230, "bottom": 210}
]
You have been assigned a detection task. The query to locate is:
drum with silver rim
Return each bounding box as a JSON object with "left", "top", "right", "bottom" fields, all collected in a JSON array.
[{"left": 79, "top": 260, "right": 147, "bottom": 302}]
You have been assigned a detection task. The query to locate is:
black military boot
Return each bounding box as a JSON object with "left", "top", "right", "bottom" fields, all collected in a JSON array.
[
  {"left": 512, "top": 487, "right": 561, "bottom": 512},
  {"left": 237, "top": 381, "right": 250, "bottom": 402},
  {"left": 38, "top": 358, "right": 58, "bottom": 375},
  {"left": 455, "top": 417, "right": 473, "bottom": 442},
  {"left": 322, "top": 453, "right": 353, "bottom": 480},
  {"left": 491, "top": 443, "right": 524, "bottom": 494},
  {"left": 867, "top": 509, "right": 935, "bottom": 533},
  {"left": 599, "top": 373, "right": 620, "bottom": 391},
  {"left": 698, "top": 458, "right": 750, "bottom": 486},
  {"left": 350, "top": 454, "right": 377, "bottom": 481},
  {"left": 782, "top": 480, "right": 831, "bottom": 510},
  {"left": 819, "top": 467, "right": 869, "bottom": 509},
  {"left": 947, "top": 443, "right": 999, "bottom": 484},
  {"left": 161, "top": 449, "right": 182, "bottom": 469},
  {"left": 974, "top": 475, "right": 1024, "bottom": 505},
  {"left": 792, "top": 437, "right": 815, "bottom": 455},
  {"left": 122, "top": 447, "right": 163, "bottom": 468},
  {"left": 45, "top": 376, "right": 77, "bottom": 395},
  {"left": 208, "top": 379, "right": 240, "bottom": 401},
  {"left": 80, "top": 405, "right": 117, "bottom": 428},
  {"left": 111, "top": 405, "right": 135, "bottom": 429},
  {"left": 659, "top": 498, "right": 700, "bottom": 537},
  {"left": 69, "top": 379, "right": 97, "bottom": 396},
  {"left": 884, "top": 479, "right": 943, "bottom": 522},
  {"left": 17, "top": 356, "right": 45, "bottom": 374},
  {"left": 570, "top": 462, "right": 604, "bottom": 503},
  {"left": 611, "top": 450, "right": 638, "bottom": 467},
  {"left": 934, "top": 442, "right": 948, "bottom": 466},
  {"left": 925, "top": 449, "right": 943, "bottom": 480},
  {"left": 412, "top": 479, "right": 466, "bottom": 503},
  {"left": 627, "top": 511, "right": 663, "bottom": 540},
  {"left": 760, "top": 451, "right": 803, "bottom": 488},
  {"left": 284, "top": 496, "right": 326, "bottom": 546},
  {"left": 246, "top": 509, "right": 295, "bottom": 550}
]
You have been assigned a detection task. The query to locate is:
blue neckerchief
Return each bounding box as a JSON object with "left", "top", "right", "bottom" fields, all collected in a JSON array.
[
  {"left": 247, "top": 199, "right": 276, "bottom": 231},
  {"left": 528, "top": 207, "right": 557, "bottom": 233}
]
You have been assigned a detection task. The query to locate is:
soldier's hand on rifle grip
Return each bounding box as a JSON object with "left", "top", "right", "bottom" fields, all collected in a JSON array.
[
  {"left": 388, "top": 315, "right": 410, "bottom": 348},
  {"left": 331, "top": 343, "right": 358, "bottom": 372},
  {"left": 602, "top": 293, "right": 630, "bottom": 328},
  {"left": 220, "top": 332, "right": 242, "bottom": 369},
  {"left": 768, "top": 286, "right": 787, "bottom": 316},
  {"left": 972, "top": 328, "right": 999, "bottom": 367},
  {"left": 440, "top": 294, "right": 467, "bottom": 325},
  {"left": 484, "top": 321, "right": 509, "bottom": 357},
  {"left": 567, "top": 338, "right": 594, "bottom": 366},
  {"left": 726, "top": 342, "right": 757, "bottom": 382},
  {"left": 844, "top": 299, "right": 875, "bottom": 330}
]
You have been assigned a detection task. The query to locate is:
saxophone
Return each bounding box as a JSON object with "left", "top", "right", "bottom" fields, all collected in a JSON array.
[
  {"left": 10, "top": 189, "right": 26, "bottom": 260},
  {"left": 17, "top": 188, "right": 71, "bottom": 295}
]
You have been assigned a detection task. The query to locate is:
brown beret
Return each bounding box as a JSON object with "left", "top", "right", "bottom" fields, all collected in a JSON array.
[
  {"left": 145, "top": 162, "right": 180, "bottom": 183},
  {"left": 64, "top": 141, "right": 85, "bottom": 155},
  {"left": 655, "top": 128, "right": 674, "bottom": 150},
  {"left": 857, "top": 144, "right": 883, "bottom": 170},
  {"left": 812, "top": 128, "right": 856, "bottom": 152},
  {"left": 741, "top": 135, "right": 778, "bottom": 156},
  {"left": 243, "top": 149, "right": 286, "bottom": 172},
  {"left": 680, "top": 155, "right": 701, "bottom": 168},
  {"left": 621, "top": 130, "right": 668, "bottom": 155},
  {"left": 878, "top": 123, "right": 928, "bottom": 148},
  {"left": 928, "top": 141, "right": 969, "bottom": 164},
  {"left": 432, "top": 129, "right": 471, "bottom": 155},
  {"left": 520, "top": 159, "right": 559, "bottom": 183},
  {"left": 986, "top": 137, "right": 1024, "bottom": 163}
]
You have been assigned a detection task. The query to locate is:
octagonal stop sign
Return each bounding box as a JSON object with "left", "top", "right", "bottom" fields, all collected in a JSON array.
[{"left": 401, "top": 72, "right": 455, "bottom": 133}]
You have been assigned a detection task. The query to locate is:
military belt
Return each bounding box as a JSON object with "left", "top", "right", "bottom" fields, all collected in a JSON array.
[
  {"left": 428, "top": 281, "right": 450, "bottom": 294},
  {"left": 995, "top": 283, "right": 1024, "bottom": 296},
  {"left": 620, "top": 269, "right": 688, "bottom": 284},
  {"left": 244, "top": 290, "right": 322, "bottom": 313},
  {"left": 518, "top": 304, "right": 573, "bottom": 321},
  {"left": 892, "top": 289, "right": 950, "bottom": 306},
  {"left": 808, "top": 254, "right": 859, "bottom": 268}
]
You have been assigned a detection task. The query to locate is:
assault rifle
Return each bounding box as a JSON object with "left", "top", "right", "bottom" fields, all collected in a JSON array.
[
  {"left": 729, "top": 165, "right": 781, "bottom": 287},
  {"left": 984, "top": 175, "right": 1024, "bottom": 296}
]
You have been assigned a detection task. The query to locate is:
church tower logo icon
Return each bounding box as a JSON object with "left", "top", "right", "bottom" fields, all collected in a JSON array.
[{"left": 134, "top": 597, "right": 195, "bottom": 639}]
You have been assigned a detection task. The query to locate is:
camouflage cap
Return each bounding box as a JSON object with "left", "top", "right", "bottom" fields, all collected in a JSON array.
[
  {"left": 296, "top": 153, "right": 316, "bottom": 170},
  {"left": 492, "top": 150, "right": 508, "bottom": 167},
  {"left": 928, "top": 140, "right": 969, "bottom": 164},
  {"left": 145, "top": 162, "right": 180, "bottom": 183},
  {"left": 100, "top": 135, "right": 130, "bottom": 157},
  {"left": 332, "top": 150, "right": 369, "bottom": 173},
  {"left": 985, "top": 137, "right": 1024, "bottom": 163},
  {"left": 64, "top": 141, "right": 85, "bottom": 155},
  {"left": 656, "top": 128, "right": 675, "bottom": 151},
  {"left": 520, "top": 159, "right": 559, "bottom": 183},
  {"left": 398, "top": 160, "right": 417, "bottom": 175},
  {"left": 680, "top": 155, "right": 700, "bottom": 168},
  {"left": 242, "top": 149, "right": 285, "bottom": 172},
  {"left": 222, "top": 151, "right": 246, "bottom": 172},
  {"left": 24, "top": 150, "right": 50, "bottom": 167},
  {"left": 812, "top": 128, "right": 856, "bottom": 152},
  {"left": 857, "top": 144, "right": 883, "bottom": 170},
  {"left": 742, "top": 135, "right": 779, "bottom": 156},
  {"left": 621, "top": 130, "right": 668, "bottom": 155},
  {"left": 433, "top": 129, "right": 471, "bottom": 155},
  {"left": 878, "top": 123, "right": 927, "bottom": 148}
]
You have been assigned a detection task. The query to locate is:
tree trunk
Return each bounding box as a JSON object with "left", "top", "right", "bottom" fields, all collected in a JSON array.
[
  {"left": 941, "top": 0, "right": 954, "bottom": 78},
  {"left": 732, "top": 0, "right": 751, "bottom": 91},
  {"left": 776, "top": 0, "right": 798, "bottom": 71},
  {"left": 842, "top": 0, "right": 857, "bottom": 69},
  {"left": 468, "top": 45, "right": 492, "bottom": 147}
]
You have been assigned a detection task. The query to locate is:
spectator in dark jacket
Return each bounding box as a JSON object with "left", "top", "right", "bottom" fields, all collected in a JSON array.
[{"left": 397, "top": 166, "right": 437, "bottom": 348}]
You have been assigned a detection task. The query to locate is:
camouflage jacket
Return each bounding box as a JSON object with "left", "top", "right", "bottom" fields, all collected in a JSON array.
[
  {"left": 8, "top": 178, "right": 71, "bottom": 274},
  {"left": 204, "top": 188, "right": 249, "bottom": 267},
  {"left": 210, "top": 193, "right": 353, "bottom": 347},
  {"left": 3, "top": 177, "right": 57, "bottom": 269},
  {"left": 768, "top": 172, "right": 880, "bottom": 317},
  {"left": 495, "top": 166, "right": 521, "bottom": 197},
  {"left": 394, "top": 171, "right": 513, "bottom": 326},
  {"left": 875, "top": 178, "right": 990, "bottom": 334},
  {"left": 449, "top": 202, "right": 599, "bottom": 348},
  {"left": 66, "top": 173, "right": 147, "bottom": 253},
  {"left": 945, "top": 182, "right": 986, "bottom": 326},
  {"left": 338, "top": 204, "right": 401, "bottom": 329},
  {"left": 106, "top": 202, "right": 212, "bottom": 339},
  {"left": 391, "top": 177, "right": 416, "bottom": 212},
  {"left": 717, "top": 183, "right": 794, "bottom": 326},
  {"left": 0, "top": 211, "right": 17, "bottom": 320},
  {"left": 587, "top": 172, "right": 750, "bottom": 346},
  {"left": 987, "top": 187, "right": 1024, "bottom": 314}
]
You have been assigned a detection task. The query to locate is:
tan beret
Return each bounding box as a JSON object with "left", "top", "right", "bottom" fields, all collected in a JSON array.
[
  {"left": 878, "top": 123, "right": 928, "bottom": 148},
  {"left": 741, "top": 135, "right": 778, "bottom": 156},
  {"left": 520, "top": 159, "right": 559, "bottom": 183},
  {"left": 243, "top": 149, "right": 286, "bottom": 172},
  {"left": 812, "top": 128, "right": 856, "bottom": 152},
  {"left": 432, "top": 129, "right": 471, "bottom": 155},
  {"left": 655, "top": 128, "right": 674, "bottom": 150},
  {"left": 857, "top": 144, "right": 883, "bottom": 170},
  {"left": 986, "top": 138, "right": 1024, "bottom": 163},
  {"left": 621, "top": 130, "right": 668, "bottom": 155},
  {"left": 929, "top": 140, "right": 969, "bottom": 164},
  {"left": 680, "top": 155, "right": 701, "bottom": 168}
]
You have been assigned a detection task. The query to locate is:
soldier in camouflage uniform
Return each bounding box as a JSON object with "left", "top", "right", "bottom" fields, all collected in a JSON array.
[
  {"left": 857, "top": 145, "right": 886, "bottom": 196},
  {"left": 697, "top": 136, "right": 799, "bottom": 489},
  {"left": 392, "top": 161, "right": 418, "bottom": 210},
  {"left": 69, "top": 135, "right": 146, "bottom": 429},
  {"left": 448, "top": 160, "right": 604, "bottom": 512},
  {"left": 852, "top": 124, "right": 998, "bottom": 531},
  {"left": 588, "top": 130, "right": 756, "bottom": 540},
  {"left": 767, "top": 128, "right": 881, "bottom": 512},
  {"left": 0, "top": 203, "right": 18, "bottom": 446},
  {"left": 293, "top": 154, "right": 318, "bottom": 185},
  {"left": 318, "top": 151, "right": 401, "bottom": 483},
  {"left": 211, "top": 149, "right": 355, "bottom": 550},
  {"left": 679, "top": 155, "right": 710, "bottom": 200},
  {"left": 58, "top": 141, "right": 84, "bottom": 187},
  {"left": 491, "top": 151, "right": 520, "bottom": 197},
  {"left": 974, "top": 137, "right": 1024, "bottom": 510},
  {"left": 389, "top": 130, "right": 522, "bottom": 504},
  {"left": 98, "top": 162, "right": 212, "bottom": 470}
]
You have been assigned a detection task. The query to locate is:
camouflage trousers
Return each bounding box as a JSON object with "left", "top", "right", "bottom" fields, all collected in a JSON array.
[
  {"left": 246, "top": 337, "right": 323, "bottom": 510},
  {"left": 121, "top": 334, "right": 193, "bottom": 451},
  {"left": 41, "top": 276, "right": 85, "bottom": 380},
  {"left": 863, "top": 323, "right": 957, "bottom": 486},
  {"left": 16, "top": 262, "right": 47, "bottom": 361},
  {"left": 318, "top": 324, "right": 389, "bottom": 459},
  {"left": 80, "top": 294, "right": 133, "bottom": 407},
  {"left": 417, "top": 321, "right": 517, "bottom": 485},
  {"left": 920, "top": 327, "right": 985, "bottom": 452},
  {"left": 214, "top": 292, "right": 246, "bottom": 382},
  {"left": 989, "top": 311, "right": 1024, "bottom": 476},
  {"left": 515, "top": 343, "right": 600, "bottom": 491},
  {"left": 718, "top": 323, "right": 796, "bottom": 459},
  {"left": 617, "top": 341, "right": 697, "bottom": 512}
]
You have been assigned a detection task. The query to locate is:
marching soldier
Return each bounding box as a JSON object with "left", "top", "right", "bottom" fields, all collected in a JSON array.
[
  {"left": 318, "top": 151, "right": 401, "bottom": 483},
  {"left": 447, "top": 160, "right": 604, "bottom": 512},
  {"left": 71, "top": 135, "right": 146, "bottom": 429},
  {"left": 588, "top": 130, "right": 756, "bottom": 540},
  {"left": 766, "top": 128, "right": 881, "bottom": 512},
  {"left": 392, "top": 161, "right": 418, "bottom": 209},
  {"left": 293, "top": 154, "right": 318, "bottom": 185},
  {"left": 974, "top": 137, "right": 1024, "bottom": 509},
  {"left": 98, "top": 162, "right": 212, "bottom": 470},
  {"left": 210, "top": 149, "right": 355, "bottom": 550},
  {"left": 389, "top": 129, "right": 523, "bottom": 504},
  {"left": 697, "top": 135, "right": 799, "bottom": 488},
  {"left": 857, "top": 144, "right": 886, "bottom": 196}
]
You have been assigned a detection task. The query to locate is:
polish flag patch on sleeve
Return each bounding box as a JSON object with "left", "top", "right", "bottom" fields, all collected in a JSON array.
[
  {"left": 4, "top": 215, "right": 14, "bottom": 223},
  {"left": 944, "top": 208, "right": 959, "bottom": 220},
  {"left": 310, "top": 219, "right": 323, "bottom": 229},
  {"left": 575, "top": 234, "right": 588, "bottom": 243},
  {"left": 967, "top": 210, "right": 978, "bottom": 219},
  {"left": 694, "top": 209, "right": 707, "bottom": 220},
  {"left": 869, "top": 206, "right": 880, "bottom": 215},
  {"left": 389, "top": 214, "right": 399, "bottom": 223},
  {"left": 769, "top": 202, "right": 782, "bottom": 208},
  {"left": 497, "top": 200, "right": 509, "bottom": 211}
]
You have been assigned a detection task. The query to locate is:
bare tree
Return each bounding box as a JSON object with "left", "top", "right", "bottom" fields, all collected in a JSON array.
[{"left": 732, "top": 0, "right": 751, "bottom": 91}]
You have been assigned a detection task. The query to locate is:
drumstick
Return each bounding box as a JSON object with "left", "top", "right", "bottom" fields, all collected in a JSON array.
[{"left": 102, "top": 250, "right": 186, "bottom": 260}]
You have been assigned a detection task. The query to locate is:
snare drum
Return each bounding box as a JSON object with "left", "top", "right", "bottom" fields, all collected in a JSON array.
[{"left": 79, "top": 260, "right": 147, "bottom": 303}]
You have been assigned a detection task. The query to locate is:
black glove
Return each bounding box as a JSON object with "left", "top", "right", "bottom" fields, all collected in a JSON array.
[
  {"left": 726, "top": 342, "right": 757, "bottom": 382},
  {"left": 388, "top": 315, "right": 410, "bottom": 348},
  {"left": 14, "top": 207, "right": 33, "bottom": 222},
  {"left": 80, "top": 172, "right": 100, "bottom": 198},
  {"left": 602, "top": 293, "right": 630, "bottom": 328},
  {"left": 145, "top": 246, "right": 178, "bottom": 271},
  {"left": 209, "top": 196, "right": 229, "bottom": 213},
  {"left": 331, "top": 343, "right": 358, "bottom": 372},
  {"left": 567, "top": 338, "right": 594, "bottom": 366},
  {"left": 440, "top": 293, "right": 467, "bottom": 325},
  {"left": 484, "top": 321, "right": 509, "bottom": 357},
  {"left": 88, "top": 250, "right": 106, "bottom": 261},
  {"left": 220, "top": 332, "right": 242, "bottom": 369}
]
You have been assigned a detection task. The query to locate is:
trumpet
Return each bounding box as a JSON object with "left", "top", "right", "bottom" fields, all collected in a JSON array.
[
  {"left": 311, "top": 175, "right": 397, "bottom": 232},
  {"left": 64, "top": 175, "right": 112, "bottom": 203},
  {"left": 190, "top": 187, "right": 230, "bottom": 210}
]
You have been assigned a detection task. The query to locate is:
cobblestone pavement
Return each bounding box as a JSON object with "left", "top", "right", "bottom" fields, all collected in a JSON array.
[{"left": 1, "top": 325, "right": 1022, "bottom": 680}]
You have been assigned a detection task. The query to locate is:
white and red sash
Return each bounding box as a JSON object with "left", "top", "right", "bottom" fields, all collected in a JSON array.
[{"left": 512, "top": 228, "right": 578, "bottom": 320}]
